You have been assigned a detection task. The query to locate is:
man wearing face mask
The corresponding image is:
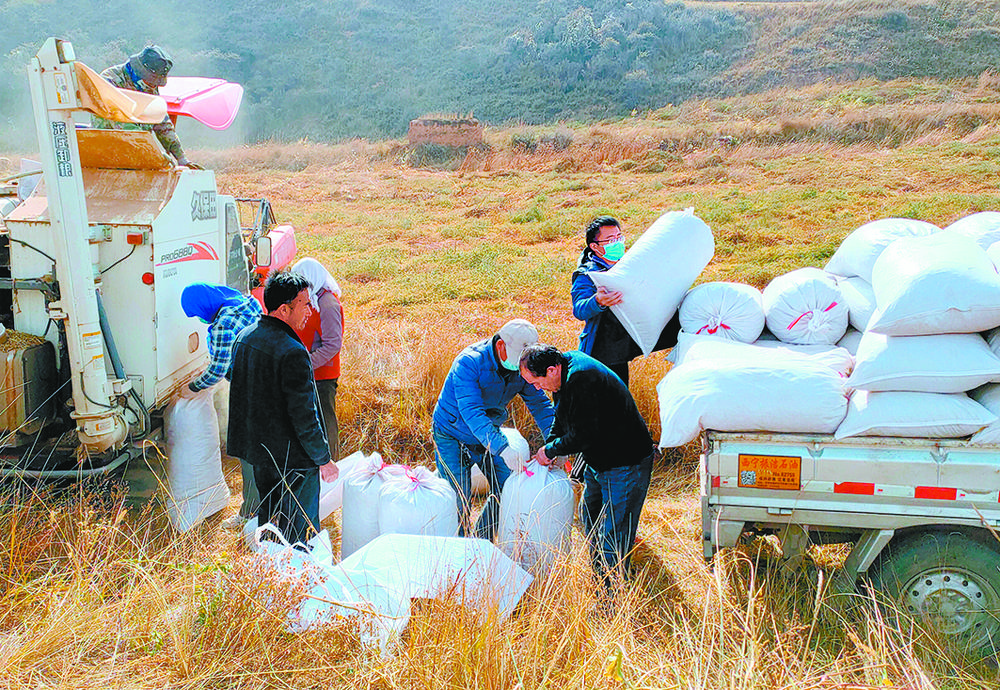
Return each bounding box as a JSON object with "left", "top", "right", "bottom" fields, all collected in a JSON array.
[
  {"left": 432, "top": 319, "right": 555, "bottom": 540},
  {"left": 572, "top": 215, "right": 679, "bottom": 386},
  {"left": 95, "top": 46, "right": 202, "bottom": 169}
]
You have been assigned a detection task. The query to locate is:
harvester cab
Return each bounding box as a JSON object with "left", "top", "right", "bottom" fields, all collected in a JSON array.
[{"left": 0, "top": 37, "right": 295, "bottom": 478}]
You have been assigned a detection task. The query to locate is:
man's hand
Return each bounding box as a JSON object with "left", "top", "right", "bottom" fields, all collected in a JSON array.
[
  {"left": 533, "top": 445, "right": 554, "bottom": 466},
  {"left": 177, "top": 158, "right": 204, "bottom": 170},
  {"left": 320, "top": 461, "right": 339, "bottom": 483},
  {"left": 595, "top": 286, "right": 623, "bottom": 308}
]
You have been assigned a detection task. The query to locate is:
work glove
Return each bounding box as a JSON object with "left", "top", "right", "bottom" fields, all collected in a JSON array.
[{"left": 499, "top": 445, "right": 523, "bottom": 472}]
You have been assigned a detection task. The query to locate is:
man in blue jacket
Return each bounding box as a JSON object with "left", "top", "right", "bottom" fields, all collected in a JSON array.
[
  {"left": 433, "top": 319, "right": 555, "bottom": 540},
  {"left": 227, "top": 272, "right": 336, "bottom": 546},
  {"left": 519, "top": 344, "right": 654, "bottom": 591}
]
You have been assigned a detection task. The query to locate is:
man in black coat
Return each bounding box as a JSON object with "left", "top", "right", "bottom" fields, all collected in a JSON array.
[
  {"left": 519, "top": 344, "right": 655, "bottom": 590},
  {"left": 227, "top": 271, "right": 336, "bottom": 546}
]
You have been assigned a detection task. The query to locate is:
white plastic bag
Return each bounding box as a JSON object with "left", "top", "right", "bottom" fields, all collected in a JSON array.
[
  {"left": 762, "top": 267, "right": 848, "bottom": 345},
  {"left": 824, "top": 217, "right": 940, "bottom": 282},
  {"left": 499, "top": 427, "right": 530, "bottom": 471},
  {"left": 377, "top": 466, "right": 459, "bottom": 538},
  {"left": 498, "top": 461, "right": 574, "bottom": 576},
  {"left": 834, "top": 390, "right": 996, "bottom": 439},
  {"left": 848, "top": 331, "right": 1000, "bottom": 393},
  {"left": 678, "top": 281, "right": 764, "bottom": 343},
  {"left": 944, "top": 211, "right": 1000, "bottom": 249},
  {"left": 341, "top": 454, "right": 409, "bottom": 558},
  {"left": 657, "top": 355, "right": 849, "bottom": 447},
  {"left": 588, "top": 209, "right": 714, "bottom": 355},
  {"left": 868, "top": 231, "right": 1000, "bottom": 336},
  {"left": 163, "top": 388, "right": 231, "bottom": 532},
  {"left": 836, "top": 276, "right": 877, "bottom": 332}
]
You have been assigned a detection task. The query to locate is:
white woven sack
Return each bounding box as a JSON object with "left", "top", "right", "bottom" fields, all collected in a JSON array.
[
  {"left": 318, "top": 451, "right": 368, "bottom": 521},
  {"left": 944, "top": 211, "right": 1000, "bottom": 249},
  {"left": 588, "top": 208, "right": 714, "bottom": 355},
  {"left": 762, "top": 267, "right": 849, "bottom": 345},
  {"left": 499, "top": 427, "right": 530, "bottom": 471},
  {"left": 834, "top": 390, "right": 996, "bottom": 439},
  {"left": 868, "top": 231, "right": 1000, "bottom": 336},
  {"left": 988, "top": 240, "right": 1000, "bottom": 273},
  {"left": 836, "top": 276, "right": 877, "bottom": 332},
  {"left": 657, "top": 356, "right": 849, "bottom": 447},
  {"left": 341, "top": 454, "right": 409, "bottom": 558},
  {"left": 837, "top": 328, "right": 863, "bottom": 356},
  {"left": 848, "top": 332, "right": 1000, "bottom": 393},
  {"left": 970, "top": 384, "right": 1000, "bottom": 444},
  {"left": 678, "top": 282, "right": 764, "bottom": 343},
  {"left": 377, "top": 466, "right": 459, "bottom": 538},
  {"left": 668, "top": 331, "right": 854, "bottom": 376},
  {"left": 824, "top": 217, "right": 940, "bottom": 282},
  {"left": 163, "top": 388, "right": 231, "bottom": 532},
  {"left": 498, "top": 461, "right": 574, "bottom": 576}
]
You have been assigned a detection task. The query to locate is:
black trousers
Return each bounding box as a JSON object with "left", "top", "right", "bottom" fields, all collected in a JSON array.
[{"left": 253, "top": 461, "right": 321, "bottom": 546}]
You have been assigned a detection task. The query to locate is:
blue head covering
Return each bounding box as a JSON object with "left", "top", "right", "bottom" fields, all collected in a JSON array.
[{"left": 181, "top": 283, "right": 246, "bottom": 323}]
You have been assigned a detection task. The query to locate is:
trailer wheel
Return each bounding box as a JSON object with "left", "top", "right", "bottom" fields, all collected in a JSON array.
[{"left": 868, "top": 530, "right": 1000, "bottom": 656}]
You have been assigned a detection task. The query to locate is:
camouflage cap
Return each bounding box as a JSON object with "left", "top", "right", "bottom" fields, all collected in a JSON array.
[{"left": 128, "top": 46, "right": 173, "bottom": 87}]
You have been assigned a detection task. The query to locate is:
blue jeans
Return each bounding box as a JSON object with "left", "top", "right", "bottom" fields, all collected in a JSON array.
[
  {"left": 433, "top": 427, "right": 511, "bottom": 540},
  {"left": 580, "top": 453, "right": 654, "bottom": 588}
]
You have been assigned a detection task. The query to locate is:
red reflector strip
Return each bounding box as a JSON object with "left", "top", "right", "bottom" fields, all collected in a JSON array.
[
  {"left": 711, "top": 476, "right": 720, "bottom": 488},
  {"left": 834, "top": 482, "right": 875, "bottom": 495},
  {"left": 915, "top": 486, "right": 957, "bottom": 500}
]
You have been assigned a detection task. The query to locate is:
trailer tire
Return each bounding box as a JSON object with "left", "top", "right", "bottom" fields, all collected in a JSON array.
[{"left": 867, "top": 529, "right": 1000, "bottom": 657}]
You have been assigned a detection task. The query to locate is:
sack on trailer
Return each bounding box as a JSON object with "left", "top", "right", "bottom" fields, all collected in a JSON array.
[
  {"left": 657, "top": 355, "right": 849, "bottom": 447},
  {"left": 824, "top": 217, "right": 940, "bottom": 282},
  {"left": 834, "top": 390, "right": 996, "bottom": 439},
  {"left": 762, "top": 267, "right": 848, "bottom": 345},
  {"left": 588, "top": 208, "right": 714, "bottom": 355},
  {"left": 678, "top": 281, "right": 764, "bottom": 343},
  {"left": 848, "top": 331, "right": 1000, "bottom": 393},
  {"left": 668, "top": 331, "right": 854, "bottom": 376},
  {"left": 868, "top": 231, "right": 1000, "bottom": 336},
  {"left": 836, "top": 276, "right": 877, "bottom": 332}
]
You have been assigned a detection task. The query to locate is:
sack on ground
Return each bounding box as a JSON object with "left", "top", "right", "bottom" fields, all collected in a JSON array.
[
  {"left": 341, "top": 454, "right": 409, "bottom": 558},
  {"left": 678, "top": 281, "right": 764, "bottom": 343},
  {"left": 835, "top": 390, "right": 996, "bottom": 439},
  {"left": 763, "top": 267, "right": 848, "bottom": 345},
  {"left": 824, "top": 217, "right": 940, "bottom": 282},
  {"left": 588, "top": 208, "right": 714, "bottom": 355},
  {"left": 499, "top": 427, "right": 530, "bottom": 471},
  {"left": 377, "top": 466, "right": 458, "bottom": 538},
  {"left": 868, "top": 231, "right": 1000, "bottom": 336},
  {"left": 498, "top": 461, "right": 574, "bottom": 576},
  {"left": 318, "top": 451, "right": 369, "bottom": 521},
  {"left": 657, "top": 355, "right": 849, "bottom": 447},
  {"left": 163, "top": 388, "right": 230, "bottom": 532},
  {"left": 848, "top": 331, "right": 1000, "bottom": 393}
]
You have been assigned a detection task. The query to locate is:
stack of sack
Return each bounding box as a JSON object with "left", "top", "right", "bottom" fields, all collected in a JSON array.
[
  {"left": 657, "top": 213, "right": 1000, "bottom": 445},
  {"left": 825, "top": 216, "right": 1000, "bottom": 441},
  {"left": 658, "top": 268, "right": 855, "bottom": 447}
]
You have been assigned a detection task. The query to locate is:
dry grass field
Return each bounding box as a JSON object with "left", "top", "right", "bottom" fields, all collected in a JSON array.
[{"left": 5, "top": 77, "right": 1000, "bottom": 688}]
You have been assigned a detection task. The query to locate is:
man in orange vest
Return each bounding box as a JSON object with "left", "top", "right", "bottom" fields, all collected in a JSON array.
[{"left": 291, "top": 259, "right": 344, "bottom": 464}]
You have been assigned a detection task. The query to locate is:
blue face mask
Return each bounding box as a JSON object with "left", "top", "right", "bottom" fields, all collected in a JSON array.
[
  {"left": 501, "top": 355, "right": 519, "bottom": 371},
  {"left": 602, "top": 240, "right": 625, "bottom": 262}
]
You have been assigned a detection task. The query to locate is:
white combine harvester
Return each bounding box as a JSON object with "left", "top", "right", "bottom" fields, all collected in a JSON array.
[{"left": 0, "top": 37, "right": 295, "bottom": 478}]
